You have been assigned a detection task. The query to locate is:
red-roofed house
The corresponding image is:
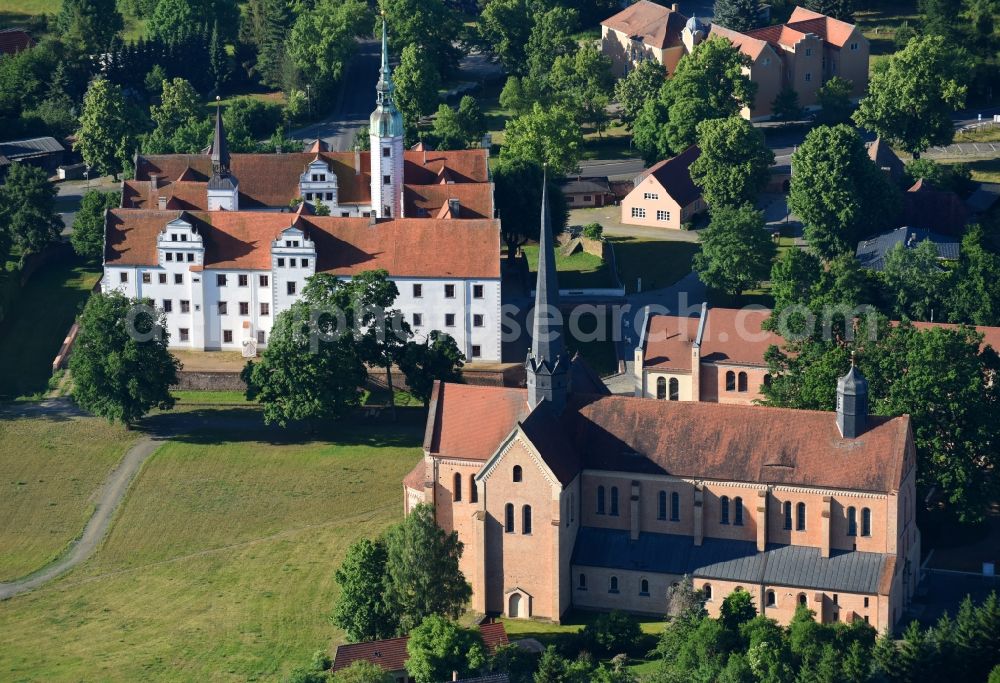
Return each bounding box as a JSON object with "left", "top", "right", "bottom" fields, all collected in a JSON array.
[
  {"left": 620, "top": 145, "right": 705, "bottom": 229},
  {"left": 404, "top": 195, "right": 920, "bottom": 636},
  {"left": 601, "top": 0, "right": 692, "bottom": 77},
  {"left": 0, "top": 29, "right": 33, "bottom": 56}
]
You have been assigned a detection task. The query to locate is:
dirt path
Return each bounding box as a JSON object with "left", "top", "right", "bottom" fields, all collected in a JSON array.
[{"left": 0, "top": 434, "right": 164, "bottom": 600}]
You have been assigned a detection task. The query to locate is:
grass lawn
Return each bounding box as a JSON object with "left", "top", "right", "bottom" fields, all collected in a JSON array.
[
  {"left": 0, "top": 257, "right": 100, "bottom": 401},
  {"left": 940, "top": 157, "right": 1000, "bottom": 183},
  {"left": 523, "top": 243, "right": 616, "bottom": 290},
  {"left": 956, "top": 125, "right": 1000, "bottom": 143},
  {"left": 0, "top": 0, "right": 58, "bottom": 27},
  {"left": 580, "top": 123, "right": 639, "bottom": 162},
  {"left": 0, "top": 413, "right": 137, "bottom": 582},
  {"left": 609, "top": 238, "right": 700, "bottom": 294},
  {"left": 0, "top": 408, "right": 424, "bottom": 681}
]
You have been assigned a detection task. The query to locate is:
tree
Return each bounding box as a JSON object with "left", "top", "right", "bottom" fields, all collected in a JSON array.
[
  {"left": 70, "top": 292, "right": 180, "bottom": 427},
  {"left": 500, "top": 103, "right": 583, "bottom": 176},
  {"left": 399, "top": 331, "right": 465, "bottom": 406},
  {"left": 223, "top": 97, "right": 284, "bottom": 151},
  {"left": 789, "top": 124, "right": 900, "bottom": 259},
  {"left": 333, "top": 538, "right": 397, "bottom": 642},
  {"left": 383, "top": 504, "right": 472, "bottom": 634},
  {"left": 919, "top": 0, "right": 961, "bottom": 38},
  {"left": 72, "top": 190, "right": 121, "bottom": 263},
  {"left": 770, "top": 248, "right": 823, "bottom": 312},
  {"left": 614, "top": 59, "right": 666, "bottom": 129},
  {"left": 406, "top": 616, "right": 487, "bottom": 683},
  {"left": 904, "top": 158, "right": 976, "bottom": 197},
  {"left": 879, "top": 240, "right": 949, "bottom": 321},
  {"left": 694, "top": 204, "right": 775, "bottom": 298},
  {"left": 533, "top": 646, "right": 594, "bottom": 683},
  {"left": 713, "top": 0, "right": 763, "bottom": 32},
  {"left": 289, "top": 0, "right": 368, "bottom": 86},
  {"left": 581, "top": 611, "right": 642, "bottom": 657},
  {"left": 492, "top": 158, "right": 568, "bottom": 261},
  {"left": 499, "top": 76, "right": 534, "bottom": 116},
  {"left": 549, "top": 44, "right": 614, "bottom": 135},
  {"left": 853, "top": 35, "right": 967, "bottom": 157},
  {"left": 478, "top": 0, "right": 533, "bottom": 75},
  {"left": 330, "top": 660, "right": 387, "bottom": 683},
  {"left": 771, "top": 85, "right": 802, "bottom": 121},
  {"left": 57, "top": 0, "right": 123, "bottom": 53},
  {"left": 689, "top": 116, "right": 774, "bottom": 209},
  {"left": 242, "top": 273, "right": 367, "bottom": 428},
  {"left": 151, "top": 77, "right": 202, "bottom": 130},
  {"left": 0, "top": 163, "right": 64, "bottom": 261},
  {"left": 803, "top": 0, "right": 855, "bottom": 20},
  {"left": 349, "top": 270, "right": 411, "bottom": 418},
  {"left": 393, "top": 43, "right": 442, "bottom": 126},
  {"left": 632, "top": 38, "right": 755, "bottom": 163},
  {"left": 380, "top": 0, "right": 462, "bottom": 78},
  {"left": 525, "top": 5, "right": 579, "bottom": 84},
  {"left": 143, "top": 79, "right": 211, "bottom": 155},
  {"left": 456, "top": 96, "right": 487, "bottom": 147},
  {"left": 208, "top": 21, "right": 229, "bottom": 94},
  {"left": 431, "top": 104, "right": 466, "bottom": 150},
  {"left": 76, "top": 78, "right": 135, "bottom": 180},
  {"left": 816, "top": 76, "right": 853, "bottom": 124},
  {"left": 720, "top": 588, "right": 757, "bottom": 632},
  {"left": 242, "top": 0, "right": 291, "bottom": 88},
  {"left": 947, "top": 227, "right": 1000, "bottom": 325},
  {"left": 148, "top": 0, "right": 238, "bottom": 42}
]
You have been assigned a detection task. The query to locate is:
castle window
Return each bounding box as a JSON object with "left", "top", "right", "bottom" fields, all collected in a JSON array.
[
  {"left": 473, "top": 285, "right": 484, "bottom": 299},
  {"left": 726, "top": 371, "right": 736, "bottom": 391},
  {"left": 738, "top": 372, "right": 748, "bottom": 392},
  {"left": 238, "top": 274, "right": 248, "bottom": 287},
  {"left": 382, "top": 147, "right": 391, "bottom": 157},
  {"left": 669, "top": 377, "right": 679, "bottom": 400},
  {"left": 159, "top": 273, "right": 167, "bottom": 284},
  {"left": 287, "top": 281, "right": 296, "bottom": 296},
  {"left": 734, "top": 497, "right": 744, "bottom": 526},
  {"left": 671, "top": 492, "right": 680, "bottom": 521},
  {"left": 472, "top": 345, "right": 481, "bottom": 358},
  {"left": 444, "top": 284, "right": 456, "bottom": 298},
  {"left": 223, "top": 330, "right": 233, "bottom": 343},
  {"left": 862, "top": 507, "right": 871, "bottom": 537},
  {"left": 610, "top": 487, "right": 619, "bottom": 516},
  {"left": 473, "top": 314, "right": 484, "bottom": 327},
  {"left": 453, "top": 472, "right": 462, "bottom": 502},
  {"left": 847, "top": 506, "right": 857, "bottom": 536},
  {"left": 864, "top": 597, "right": 869, "bottom": 608},
  {"left": 597, "top": 486, "right": 606, "bottom": 514},
  {"left": 522, "top": 505, "right": 532, "bottom": 535},
  {"left": 260, "top": 275, "right": 269, "bottom": 287},
  {"left": 763, "top": 373, "right": 772, "bottom": 387},
  {"left": 658, "top": 491, "right": 667, "bottom": 520},
  {"left": 218, "top": 301, "right": 228, "bottom": 315},
  {"left": 783, "top": 501, "right": 793, "bottom": 530},
  {"left": 179, "top": 328, "right": 189, "bottom": 341},
  {"left": 277, "top": 258, "right": 285, "bottom": 267},
  {"left": 470, "top": 476, "right": 478, "bottom": 503},
  {"left": 383, "top": 175, "right": 391, "bottom": 185},
  {"left": 174, "top": 274, "right": 183, "bottom": 284},
  {"left": 579, "top": 573, "right": 587, "bottom": 590},
  {"left": 413, "top": 283, "right": 423, "bottom": 298},
  {"left": 260, "top": 303, "right": 270, "bottom": 316},
  {"left": 513, "top": 465, "right": 522, "bottom": 482},
  {"left": 796, "top": 502, "right": 806, "bottom": 531},
  {"left": 720, "top": 496, "right": 730, "bottom": 525},
  {"left": 798, "top": 593, "right": 807, "bottom": 606},
  {"left": 217, "top": 274, "right": 227, "bottom": 287},
  {"left": 505, "top": 503, "right": 514, "bottom": 533},
  {"left": 640, "top": 579, "right": 649, "bottom": 596},
  {"left": 186, "top": 253, "right": 194, "bottom": 262},
  {"left": 142, "top": 272, "right": 151, "bottom": 284},
  {"left": 703, "top": 584, "right": 712, "bottom": 601},
  {"left": 165, "top": 252, "right": 173, "bottom": 262},
  {"left": 766, "top": 590, "right": 776, "bottom": 607},
  {"left": 609, "top": 576, "right": 619, "bottom": 593},
  {"left": 656, "top": 377, "right": 666, "bottom": 400},
  {"left": 180, "top": 300, "right": 190, "bottom": 313}
]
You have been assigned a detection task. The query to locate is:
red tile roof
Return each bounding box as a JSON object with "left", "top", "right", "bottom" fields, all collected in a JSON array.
[
  {"left": 708, "top": 25, "right": 770, "bottom": 61},
  {"left": 787, "top": 6, "right": 859, "bottom": 47},
  {"left": 404, "top": 183, "right": 493, "bottom": 219},
  {"left": 426, "top": 383, "right": 530, "bottom": 460},
  {"left": 602, "top": 0, "right": 688, "bottom": 49},
  {"left": 134, "top": 149, "right": 490, "bottom": 209},
  {"left": 643, "top": 314, "right": 700, "bottom": 370},
  {"left": 745, "top": 23, "right": 813, "bottom": 50},
  {"left": 332, "top": 622, "right": 508, "bottom": 673},
  {"left": 403, "top": 461, "right": 425, "bottom": 491},
  {"left": 104, "top": 209, "right": 501, "bottom": 278},
  {"left": 0, "top": 29, "right": 33, "bottom": 55},
  {"left": 641, "top": 145, "right": 702, "bottom": 207}
]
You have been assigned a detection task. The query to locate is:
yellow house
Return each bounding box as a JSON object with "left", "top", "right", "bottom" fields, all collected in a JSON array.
[
  {"left": 621, "top": 145, "right": 706, "bottom": 230},
  {"left": 601, "top": 0, "right": 689, "bottom": 77}
]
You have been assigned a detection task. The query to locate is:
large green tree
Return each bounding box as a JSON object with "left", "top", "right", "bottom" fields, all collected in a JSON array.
[
  {"left": 349, "top": 270, "right": 411, "bottom": 418},
  {"left": 689, "top": 116, "right": 774, "bottom": 209},
  {"left": 853, "top": 35, "right": 967, "bottom": 157},
  {"left": 289, "top": 0, "right": 368, "bottom": 86},
  {"left": 242, "top": 273, "right": 367, "bottom": 428},
  {"left": 947, "top": 226, "right": 1000, "bottom": 325},
  {"left": 240, "top": 0, "right": 292, "bottom": 88},
  {"left": 500, "top": 103, "right": 582, "bottom": 176},
  {"left": 392, "top": 42, "right": 442, "bottom": 127},
  {"left": 405, "top": 616, "right": 487, "bottom": 683},
  {"left": 75, "top": 78, "right": 136, "bottom": 180},
  {"left": 713, "top": 0, "right": 763, "bottom": 32},
  {"left": 379, "top": 0, "right": 462, "bottom": 78},
  {"left": 332, "top": 538, "right": 397, "bottom": 642},
  {"left": 693, "top": 204, "right": 775, "bottom": 298},
  {"left": 492, "top": 158, "right": 568, "bottom": 261},
  {"left": 525, "top": 4, "right": 579, "bottom": 84},
  {"left": 148, "top": 0, "right": 238, "bottom": 42},
  {"left": 549, "top": 44, "right": 614, "bottom": 135},
  {"left": 56, "top": 0, "right": 123, "bottom": 53},
  {"left": 632, "top": 38, "right": 755, "bottom": 163},
  {"left": 879, "top": 240, "right": 949, "bottom": 321},
  {"left": 614, "top": 59, "right": 666, "bottom": 129},
  {"left": 0, "top": 163, "right": 64, "bottom": 262},
  {"left": 815, "top": 75, "right": 854, "bottom": 125},
  {"left": 478, "top": 0, "right": 533, "bottom": 75},
  {"left": 399, "top": 331, "right": 465, "bottom": 406},
  {"left": 71, "top": 190, "right": 121, "bottom": 263},
  {"left": 788, "top": 124, "right": 900, "bottom": 259},
  {"left": 70, "top": 292, "right": 180, "bottom": 427},
  {"left": 383, "top": 504, "right": 472, "bottom": 634}
]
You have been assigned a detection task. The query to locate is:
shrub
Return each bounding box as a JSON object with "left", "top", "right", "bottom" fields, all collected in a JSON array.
[
  {"left": 583, "top": 223, "right": 604, "bottom": 241},
  {"left": 581, "top": 611, "right": 642, "bottom": 657}
]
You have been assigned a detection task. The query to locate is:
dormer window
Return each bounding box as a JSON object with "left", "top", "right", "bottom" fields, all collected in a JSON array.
[
  {"left": 181, "top": 234, "right": 187, "bottom": 241},
  {"left": 171, "top": 234, "right": 178, "bottom": 241}
]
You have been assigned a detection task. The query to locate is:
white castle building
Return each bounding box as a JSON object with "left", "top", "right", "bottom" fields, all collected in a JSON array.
[{"left": 102, "top": 23, "right": 502, "bottom": 361}]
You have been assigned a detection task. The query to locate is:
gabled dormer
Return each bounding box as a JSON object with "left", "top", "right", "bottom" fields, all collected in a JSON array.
[
  {"left": 299, "top": 157, "right": 339, "bottom": 209},
  {"left": 156, "top": 214, "right": 204, "bottom": 267}
]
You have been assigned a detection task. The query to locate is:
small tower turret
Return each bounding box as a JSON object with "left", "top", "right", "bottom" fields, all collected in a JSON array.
[
  {"left": 207, "top": 98, "right": 239, "bottom": 211},
  {"left": 369, "top": 20, "right": 404, "bottom": 219},
  {"left": 836, "top": 356, "right": 869, "bottom": 438}
]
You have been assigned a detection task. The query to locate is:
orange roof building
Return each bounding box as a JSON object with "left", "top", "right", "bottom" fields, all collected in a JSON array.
[{"left": 404, "top": 198, "right": 921, "bottom": 635}]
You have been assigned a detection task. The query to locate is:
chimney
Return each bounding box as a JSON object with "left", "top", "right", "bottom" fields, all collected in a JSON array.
[
  {"left": 452, "top": 672, "right": 458, "bottom": 682},
  {"left": 671, "top": 2, "right": 679, "bottom": 10},
  {"left": 630, "top": 481, "right": 640, "bottom": 541},
  {"left": 353, "top": 146, "right": 360, "bottom": 176},
  {"left": 149, "top": 173, "right": 159, "bottom": 190},
  {"left": 423, "top": 148, "right": 427, "bottom": 166},
  {"left": 836, "top": 360, "right": 868, "bottom": 438},
  {"left": 448, "top": 198, "right": 460, "bottom": 218},
  {"left": 157, "top": 196, "right": 167, "bottom": 210},
  {"left": 369, "top": 212, "right": 377, "bottom": 227}
]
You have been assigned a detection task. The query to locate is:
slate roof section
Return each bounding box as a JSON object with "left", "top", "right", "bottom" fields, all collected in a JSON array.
[
  {"left": 572, "top": 527, "right": 892, "bottom": 594},
  {"left": 641, "top": 145, "right": 702, "bottom": 207},
  {"left": 855, "top": 226, "right": 959, "bottom": 271},
  {"left": 867, "top": 139, "right": 905, "bottom": 183},
  {"left": 601, "top": 0, "right": 688, "bottom": 49},
  {"left": 0, "top": 136, "right": 64, "bottom": 164},
  {"left": 104, "top": 209, "right": 501, "bottom": 278},
  {"left": 560, "top": 176, "right": 612, "bottom": 195},
  {"left": 966, "top": 183, "right": 1000, "bottom": 214},
  {"left": 518, "top": 402, "right": 581, "bottom": 485}
]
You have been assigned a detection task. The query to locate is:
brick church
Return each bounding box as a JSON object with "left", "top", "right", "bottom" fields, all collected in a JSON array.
[{"left": 403, "top": 180, "right": 921, "bottom": 633}]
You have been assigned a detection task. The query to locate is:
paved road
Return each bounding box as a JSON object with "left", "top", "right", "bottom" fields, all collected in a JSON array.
[{"left": 55, "top": 176, "right": 120, "bottom": 236}]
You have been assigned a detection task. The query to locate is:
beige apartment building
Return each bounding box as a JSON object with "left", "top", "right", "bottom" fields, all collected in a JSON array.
[{"left": 620, "top": 145, "right": 706, "bottom": 230}]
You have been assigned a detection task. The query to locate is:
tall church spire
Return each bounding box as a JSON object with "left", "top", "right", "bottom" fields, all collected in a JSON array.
[
  {"left": 370, "top": 18, "right": 404, "bottom": 218},
  {"left": 376, "top": 19, "right": 396, "bottom": 107},
  {"left": 526, "top": 168, "right": 569, "bottom": 413},
  {"left": 210, "top": 97, "right": 229, "bottom": 176}
]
